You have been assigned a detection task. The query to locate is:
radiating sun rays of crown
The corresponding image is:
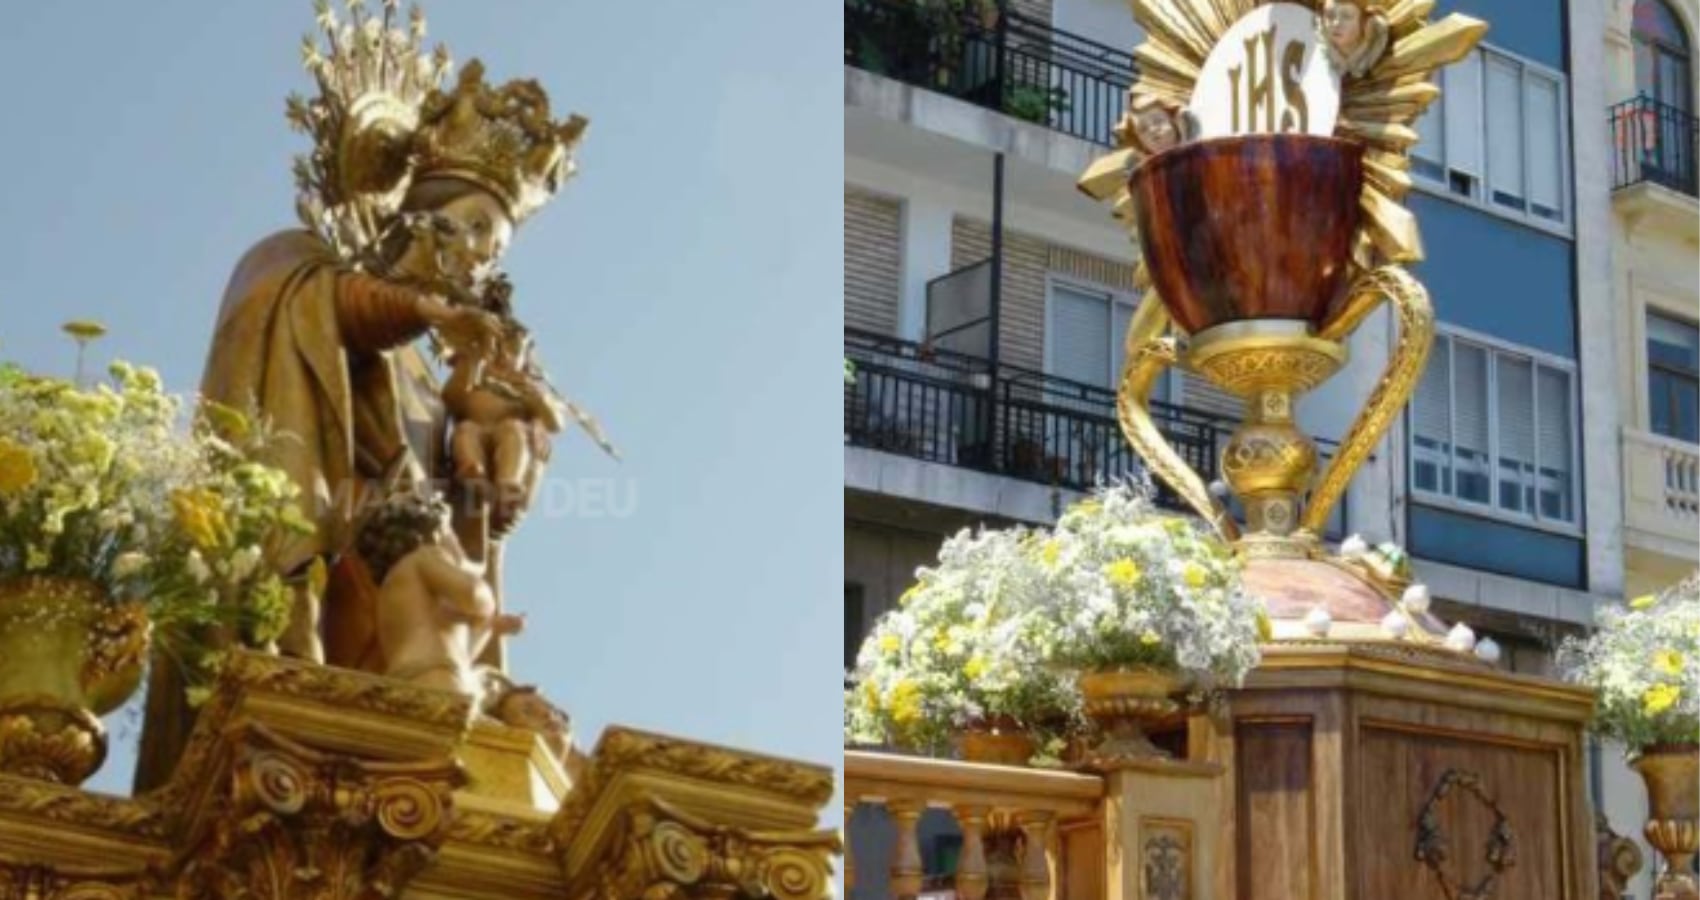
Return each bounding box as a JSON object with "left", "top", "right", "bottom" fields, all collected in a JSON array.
[
  {"left": 1083, "top": 0, "right": 1485, "bottom": 269},
  {"left": 287, "top": 0, "right": 454, "bottom": 264}
]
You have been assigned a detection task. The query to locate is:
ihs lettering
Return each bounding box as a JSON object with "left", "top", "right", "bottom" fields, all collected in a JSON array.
[{"left": 1226, "top": 26, "right": 1309, "bottom": 134}]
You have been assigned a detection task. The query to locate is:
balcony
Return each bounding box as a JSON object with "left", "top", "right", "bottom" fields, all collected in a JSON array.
[
  {"left": 843, "top": 0, "right": 1134, "bottom": 146},
  {"left": 1622, "top": 425, "right": 1700, "bottom": 557},
  {"left": 1610, "top": 96, "right": 1699, "bottom": 235},
  {"left": 844, "top": 328, "right": 1350, "bottom": 536}
]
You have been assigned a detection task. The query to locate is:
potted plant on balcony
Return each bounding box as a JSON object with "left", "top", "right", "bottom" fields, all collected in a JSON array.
[
  {"left": 0, "top": 359, "right": 306, "bottom": 785},
  {"left": 1044, "top": 483, "right": 1266, "bottom": 765},
  {"left": 844, "top": 525, "right": 1078, "bottom": 766},
  {"left": 1559, "top": 574, "right": 1699, "bottom": 898}
]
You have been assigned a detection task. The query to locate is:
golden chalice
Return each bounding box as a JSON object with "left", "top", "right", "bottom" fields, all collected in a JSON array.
[{"left": 1116, "top": 134, "right": 1433, "bottom": 566}]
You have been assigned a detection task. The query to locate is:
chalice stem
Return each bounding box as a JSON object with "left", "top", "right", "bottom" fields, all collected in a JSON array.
[{"left": 1301, "top": 265, "right": 1433, "bottom": 535}]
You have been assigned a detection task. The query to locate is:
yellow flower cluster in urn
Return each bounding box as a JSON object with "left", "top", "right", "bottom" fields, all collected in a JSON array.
[{"left": 1077, "top": 0, "right": 1490, "bottom": 650}]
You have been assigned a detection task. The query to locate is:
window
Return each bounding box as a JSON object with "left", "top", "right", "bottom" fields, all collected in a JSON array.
[
  {"left": 1410, "top": 331, "right": 1580, "bottom": 528},
  {"left": 844, "top": 583, "right": 866, "bottom": 673},
  {"left": 1634, "top": 0, "right": 1693, "bottom": 112},
  {"left": 1410, "top": 45, "right": 1570, "bottom": 228},
  {"left": 1046, "top": 280, "right": 1134, "bottom": 390},
  {"left": 1648, "top": 312, "right": 1700, "bottom": 442}
]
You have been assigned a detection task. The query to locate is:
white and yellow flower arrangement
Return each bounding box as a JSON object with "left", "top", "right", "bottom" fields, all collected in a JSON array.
[
  {"left": 0, "top": 360, "right": 308, "bottom": 712},
  {"left": 1559, "top": 574, "right": 1699, "bottom": 752}
]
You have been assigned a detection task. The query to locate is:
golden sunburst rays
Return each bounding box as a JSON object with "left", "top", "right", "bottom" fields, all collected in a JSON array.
[{"left": 1080, "top": 0, "right": 1485, "bottom": 267}]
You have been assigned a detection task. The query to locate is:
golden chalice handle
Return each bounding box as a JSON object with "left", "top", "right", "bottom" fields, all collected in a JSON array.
[
  {"left": 1116, "top": 293, "right": 1241, "bottom": 541},
  {"left": 1301, "top": 265, "right": 1434, "bottom": 536}
]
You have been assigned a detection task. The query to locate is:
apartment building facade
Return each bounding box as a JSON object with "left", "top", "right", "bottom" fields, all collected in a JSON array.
[{"left": 845, "top": 0, "right": 1690, "bottom": 892}]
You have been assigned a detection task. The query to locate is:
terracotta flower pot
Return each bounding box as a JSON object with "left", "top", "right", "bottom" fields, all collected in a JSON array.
[
  {"left": 0, "top": 577, "right": 150, "bottom": 785},
  {"left": 1633, "top": 743, "right": 1699, "bottom": 898},
  {"left": 1078, "top": 668, "right": 1184, "bottom": 765},
  {"left": 959, "top": 717, "right": 1036, "bottom": 767},
  {"left": 1129, "top": 134, "right": 1365, "bottom": 335}
]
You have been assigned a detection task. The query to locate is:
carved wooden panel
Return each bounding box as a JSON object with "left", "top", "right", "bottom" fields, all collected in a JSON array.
[
  {"left": 1058, "top": 820, "right": 1103, "bottom": 900},
  {"left": 1357, "top": 724, "right": 1566, "bottom": 900},
  {"left": 1140, "top": 817, "right": 1193, "bottom": 900},
  {"left": 1235, "top": 720, "right": 1315, "bottom": 900}
]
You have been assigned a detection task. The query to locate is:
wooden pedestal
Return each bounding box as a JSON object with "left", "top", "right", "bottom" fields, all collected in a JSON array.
[{"left": 1201, "top": 644, "right": 1598, "bottom": 900}]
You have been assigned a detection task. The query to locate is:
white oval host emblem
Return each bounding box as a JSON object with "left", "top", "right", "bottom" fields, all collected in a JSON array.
[{"left": 1189, "top": 3, "right": 1341, "bottom": 139}]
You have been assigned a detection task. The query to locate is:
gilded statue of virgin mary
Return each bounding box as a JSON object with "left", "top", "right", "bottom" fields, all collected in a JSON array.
[{"left": 135, "top": 1, "right": 588, "bottom": 791}]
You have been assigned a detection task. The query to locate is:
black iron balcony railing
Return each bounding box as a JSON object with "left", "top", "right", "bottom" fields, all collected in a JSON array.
[
  {"left": 1611, "top": 95, "right": 1699, "bottom": 197},
  {"left": 844, "top": 0, "right": 1135, "bottom": 145},
  {"left": 845, "top": 328, "right": 1350, "bottom": 536}
]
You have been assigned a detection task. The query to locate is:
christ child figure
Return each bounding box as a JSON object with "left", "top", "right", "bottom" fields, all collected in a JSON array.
[
  {"left": 1116, "top": 94, "right": 1198, "bottom": 157},
  {"left": 357, "top": 492, "right": 526, "bottom": 698},
  {"left": 443, "top": 316, "right": 566, "bottom": 509},
  {"left": 1318, "top": 0, "right": 1390, "bottom": 78}
]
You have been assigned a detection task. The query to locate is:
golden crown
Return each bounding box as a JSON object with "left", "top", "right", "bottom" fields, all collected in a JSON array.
[
  {"left": 413, "top": 60, "right": 588, "bottom": 223},
  {"left": 287, "top": 1, "right": 584, "bottom": 261}
]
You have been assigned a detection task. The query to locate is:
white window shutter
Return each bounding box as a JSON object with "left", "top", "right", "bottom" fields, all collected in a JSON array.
[
  {"left": 1536, "top": 366, "right": 1575, "bottom": 521},
  {"left": 1049, "top": 284, "right": 1112, "bottom": 388},
  {"left": 1414, "top": 87, "right": 1444, "bottom": 166},
  {"left": 1453, "top": 343, "right": 1491, "bottom": 457},
  {"left": 1485, "top": 55, "right": 1525, "bottom": 204},
  {"left": 1496, "top": 356, "right": 1535, "bottom": 464},
  {"left": 1413, "top": 339, "right": 1452, "bottom": 443},
  {"left": 1445, "top": 51, "right": 1485, "bottom": 179},
  {"left": 1526, "top": 75, "right": 1563, "bottom": 219}
]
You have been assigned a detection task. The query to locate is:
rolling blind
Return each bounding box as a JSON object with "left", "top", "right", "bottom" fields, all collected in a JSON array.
[
  {"left": 1453, "top": 343, "right": 1490, "bottom": 456},
  {"left": 1526, "top": 75, "right": 1563, "bottom": 218},
  {"left": 1413, "top": 338, "right": 1452, "bottom": 443},
  {"left": 1536, "top": 366, "right": 1572, "bottom": 475},
  {"left": 1485, "top": 55, "right": 1525, "bottom": 205},
  {"left": 1496, "top": 355, "right": 1534, "bottom": 465},
  {"left": 1445, "top": 52, "right": 1485, "bottom": 179},
  {"left": 1049, "top": 284, "right": 1111, "bottom": 388}
]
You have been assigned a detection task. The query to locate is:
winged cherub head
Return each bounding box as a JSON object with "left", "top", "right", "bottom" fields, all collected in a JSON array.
[
  {"left": 1319, "top": 0, "right": 1390, "bottom": 78},
  {"left": 1118, "top": 94, "right": 1199, "bottom": 157}
]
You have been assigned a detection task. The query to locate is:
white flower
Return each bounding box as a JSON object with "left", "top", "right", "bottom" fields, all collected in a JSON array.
[
  {"left": 229, "top": 545, "right": 263, "bottom": 581},
  {"left": 186, "top": 549, "right": 211, "bottom": 585},
  {"left": 1303, "top": 605, "right": 1333, "bottom": 637},
  {"left": 112, "top": 552, "right": 148, "bottom": 579},
  {"left": 1380, "top": 610, "right": 1409, "bottom": 639},
  {"left": 1401, "top": 583, "right": 1431, "bottom": 614},
  {"left": 1445, "top": 622, "right": 1476, "bottom": 653},
  {"left": 1474, "top": 637, "right": 1501, "bottom": 664},
  {"left": 1339, "top": 534, "right": 1369, "bottom": 559}
]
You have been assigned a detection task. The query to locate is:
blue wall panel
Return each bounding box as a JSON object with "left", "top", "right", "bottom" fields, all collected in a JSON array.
[
  {"left": 1410, "top": 503, "right": 1585, "bottom": 588},
  {"left": 1408, "top": 193, "right": 1576, "bottom": 359},
  {"left": 1432, "top": 0, "right": 1567, "bottom": 70}
]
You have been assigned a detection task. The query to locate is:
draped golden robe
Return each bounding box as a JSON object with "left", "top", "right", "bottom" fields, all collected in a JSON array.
[{"left": 134, "top": 229, "right": 447, "bottom": 792}]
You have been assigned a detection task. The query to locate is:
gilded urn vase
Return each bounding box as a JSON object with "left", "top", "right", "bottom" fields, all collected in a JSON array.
[
  {"left": 1634, "top": 743, "right": 1700, "bottom": 898},
  {"left": 0, "top": 576, "right": 150, "bottom": 785}
]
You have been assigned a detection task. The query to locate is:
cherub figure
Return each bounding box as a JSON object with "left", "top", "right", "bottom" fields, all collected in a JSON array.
[
  {"left": 483, "top": 674, "right": 589, "bottom": 785},
  {"left": 357, "top": 492, "right": 526, "bottom": 698},
  {"left": 444, "top": 313, "right": 565, "bottom": 510},
  {"left": 1318, "top": 0, "right": 1390, "bottom": 78},
  {"left": 1115, "top": 94, "right": 1199, "bottom": 157}
]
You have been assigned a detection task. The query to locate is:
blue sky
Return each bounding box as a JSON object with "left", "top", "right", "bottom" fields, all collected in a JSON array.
[{"left": 0, "top": 3, "right": 843, "bottom": 811}]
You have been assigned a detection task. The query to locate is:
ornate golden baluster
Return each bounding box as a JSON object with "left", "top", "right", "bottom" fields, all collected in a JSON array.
[
  {"left": 954, "top": 805, "right": 991, "bottom": 900},
  {"left": 888, "top": 798, "right": 925, "bottom": 900},
  {"left": 1016, "top": 810, "right": 1055, "bottom": 900}
]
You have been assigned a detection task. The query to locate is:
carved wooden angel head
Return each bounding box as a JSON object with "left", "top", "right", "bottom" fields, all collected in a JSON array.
[{"left": 1319, "top": 0, "right": 1390, "bottom": 77}]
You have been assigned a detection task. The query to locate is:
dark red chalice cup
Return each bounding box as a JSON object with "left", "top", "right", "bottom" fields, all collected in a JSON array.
[{"left": 1129, "top": 134, "right": 1364, "bottom": 335}]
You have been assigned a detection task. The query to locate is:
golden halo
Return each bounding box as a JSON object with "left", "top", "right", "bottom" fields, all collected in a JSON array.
[{"left": 1081, "top": 0, "right": 1485, "bottom": 267}]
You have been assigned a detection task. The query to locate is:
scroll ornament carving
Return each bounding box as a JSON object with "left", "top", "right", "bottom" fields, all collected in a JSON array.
[
  {"left": 173, "top": 723, "right": 462, "bottom": 900},
  {"left": 0, "top": 864, "right": 145, "bottom": 900},
  {"left": 577, "top": 797, "right": 839, "bottom": 900},
  {"left": 1414, "top": 769, "right": 1516, "bottom": 900}
]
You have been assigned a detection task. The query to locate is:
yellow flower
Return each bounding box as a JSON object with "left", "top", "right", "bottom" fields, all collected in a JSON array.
[
  {"left": 172, "top": 488, "right": 229, "bottom": 550},
  {"left": 1654, "top": 650, "right": 1685, "bottom": 678},
  {"left": 890, "top": 680, "right": 923, "bottom": 725},
  {"left": 964, "top": 655, "right": 988, "bottom": 681},
  {"left": 1104, "top": 558, "right": 1143, "bottom": 590},
  {"left": 1040, "top": 539, "right": 1062, "bottom": 569},
  {"left": 0, "top": 440, "right": 38, "bottom": 494},
  {"left": 1644, "top": 683, "right": 1681, "bottom": 716},
  {"left": 1255, "top": 608, "right": 1274, "bottom": 642},
  {"left": 861, "top": 681, "right": 880, "bottom": 712},
  {"left": 1630, "top": 594, "right": 1657, "bottom": 611},
  {"left": 1140, "top": 630, "right": 1162, "bottom": 646},
  {"left": 878, "top": 633, "right": 902, "bottom": 656},
  {"left": 899, "top": 583, "right": 921, "bottom": 607},
  {"left": 1183, "top": 561, "right": 1209, "bottom": 589}
]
